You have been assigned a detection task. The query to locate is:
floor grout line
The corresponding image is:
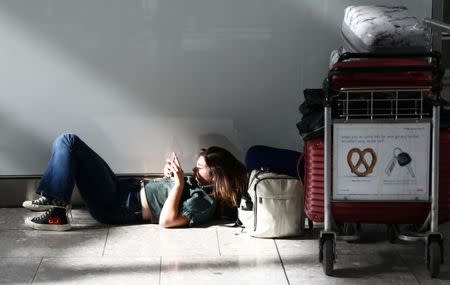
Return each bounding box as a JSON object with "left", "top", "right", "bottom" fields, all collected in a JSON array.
[
  {"left": 274, "top": 239, "right": 290, "bottom": 285},
  {"left": 398, "top": 253, "right": 424, "bottom": 285},
  {"left": 30, "top": 257, "right": 44, "bottom": 284},
  {"left": 216, "top": 227, "right": 221, "bottom": 256},
  {"left": 159, "top": 256, "right": 162, "bottom": 285},
  {"left": 101, "top": 227, "right": 110, "bottom": 256}
]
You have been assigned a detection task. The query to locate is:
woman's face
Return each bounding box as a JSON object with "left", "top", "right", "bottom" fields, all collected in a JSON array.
[{"left": 193, "top": 155, "right": 212, "bottom": 185}]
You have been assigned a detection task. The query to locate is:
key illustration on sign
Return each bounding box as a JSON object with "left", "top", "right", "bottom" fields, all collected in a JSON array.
[
  {"left": 347, "top": 148, "right": 377, "bottom": 177},
  {"left": 385, "top": 147, "right": 415, "bottom": 178}
]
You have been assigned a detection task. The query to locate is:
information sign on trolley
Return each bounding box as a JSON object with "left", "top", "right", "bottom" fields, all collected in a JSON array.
[{"left": 333, "top": 122, "right": 430, "bottom": 201}]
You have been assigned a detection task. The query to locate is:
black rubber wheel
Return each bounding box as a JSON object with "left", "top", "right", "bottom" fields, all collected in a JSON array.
[
  {"left": 308, "top": 219, "right": 314, "bottom": 231},
  {"left": 343, "top": 223, "right": 355, "bottom": 236},
  {"left": 322, "top": 239, "right": 334, "bottom": 276},
  {"left": 428, "top": 241, "right": 441, "bottom": 278},
  {"left": 387, "top": 224, "right": 397, "bottom": 243}
]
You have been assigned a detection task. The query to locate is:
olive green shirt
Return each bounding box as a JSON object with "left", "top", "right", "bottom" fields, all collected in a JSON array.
[{"left": 143, "top": 176, "right": 216, "bottom": 226}]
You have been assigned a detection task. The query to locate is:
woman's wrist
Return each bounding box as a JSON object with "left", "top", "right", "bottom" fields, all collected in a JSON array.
[{"left": 173, "top": 181, "right": 184, "bottom": 189}]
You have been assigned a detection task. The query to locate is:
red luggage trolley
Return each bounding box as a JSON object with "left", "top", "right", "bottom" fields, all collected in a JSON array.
[{"left": 319, "top": 52, "right": 445, "bottom": 277}]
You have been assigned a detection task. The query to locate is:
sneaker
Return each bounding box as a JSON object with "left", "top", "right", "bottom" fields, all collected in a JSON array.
[
  {"left": 25, "top": 207, "right": 71, "bottom": 231},
  {"left": 22, "top": 196, "right": 69, "bottom": 211}
]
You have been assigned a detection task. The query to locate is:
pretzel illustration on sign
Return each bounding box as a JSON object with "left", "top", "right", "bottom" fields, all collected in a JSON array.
[{"left": 347, "top": 148, "right": 377, "bottom": 177}]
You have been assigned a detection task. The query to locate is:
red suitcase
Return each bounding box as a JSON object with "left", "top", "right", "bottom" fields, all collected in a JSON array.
[
  {"left": 329, "top": 58, "right": 434, "bottom": 90},
  {"left": 303, "top": 129, "right": 450, "bottom": 224},
  {"left": 439, "top": 128, "right": 450, "bottom": 222},
  {"left": 327, "top": 53, "right": 441, "bottom": 92}
]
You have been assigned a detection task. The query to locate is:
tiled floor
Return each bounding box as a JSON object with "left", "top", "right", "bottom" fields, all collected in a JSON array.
[{"left": 0, "top": 208, "right": 449, "bottom": 285}]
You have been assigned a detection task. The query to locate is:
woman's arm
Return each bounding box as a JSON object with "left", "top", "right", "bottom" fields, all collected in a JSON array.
[{"left": 159, "top": 154, "right": 189, "bottom": 228}]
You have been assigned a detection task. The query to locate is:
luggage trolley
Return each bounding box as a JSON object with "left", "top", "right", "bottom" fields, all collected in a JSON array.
[{"left": 319, "top": 52, "right": 445, "bottom": 277}]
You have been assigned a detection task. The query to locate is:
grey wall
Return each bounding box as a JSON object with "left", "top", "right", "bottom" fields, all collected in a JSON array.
[{"left": 0, "top": 0, "right": 432, "bottom": 176}]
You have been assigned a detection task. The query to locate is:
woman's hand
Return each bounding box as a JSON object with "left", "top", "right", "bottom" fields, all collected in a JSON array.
[
  {"left": 169, "top": 154, "right": 184, "bottom": 187},
  {"left": 159, "top": 153, "right": 188, "bottom": 228}
]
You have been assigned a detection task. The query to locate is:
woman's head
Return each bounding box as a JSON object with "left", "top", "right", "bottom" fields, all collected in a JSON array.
[{"left": 193, "top": 146, "right": 248, "bottom": 208}]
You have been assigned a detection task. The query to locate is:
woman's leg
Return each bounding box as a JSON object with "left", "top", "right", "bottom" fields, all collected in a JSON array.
[
  {"left": 35, "top": 133, "right": 120, "bottom": 223},
  {"left": 28, "top": 133, "right": 143, "bottom": 227},
  {"left": 36, "top": 133, "right": 90, "bottom": 202},
  {"left": 23, "top": 133, "right": 83, "bottom": 211}
]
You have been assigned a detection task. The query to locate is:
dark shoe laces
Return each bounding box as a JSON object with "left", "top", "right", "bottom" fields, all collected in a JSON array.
[
  {"left": 32, "top": 208, "right": 53, "bottom": 223},
  {"left": 32, "top": 196, "right": 50, "bottom": 206},
  {"left": 33, "top": 195, "right": 70, "bottom": 209},
  {"left": 31, "top": 207, "right": 72, "bottom": 223}
]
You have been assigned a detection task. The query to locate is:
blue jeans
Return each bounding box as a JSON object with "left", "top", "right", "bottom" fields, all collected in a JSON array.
[{"left": 36, "top": 133, "right": 143, "bottom": 224}]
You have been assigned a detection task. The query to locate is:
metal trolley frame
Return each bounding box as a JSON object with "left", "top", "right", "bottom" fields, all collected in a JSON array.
[{"left": 319, "top": 52, "right": 445, "bottom": 277}]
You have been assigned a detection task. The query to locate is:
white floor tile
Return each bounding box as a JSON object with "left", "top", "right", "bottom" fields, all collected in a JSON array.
[
  {"left": 440, "top": 222, "right": 450, "bottom": 243},
  {"left": 68, "top": 209, "right": 105, "bottom": 229},
  {"left": 334, "top": 224, "right": 426, "bottom": 256},
  {"left": 399, "top": 239, "right": 450, "bottom": 284},
  {"left": 0, "top": 208, "right": 34, "bottom": 230},
  {"left": 283, "top": 253, "right": 420, "bottom": 285},
  {"left": 104, "top": 224, "right": 219, "bottom": 257},
  {"left": 33, "top": 257, "right": 160, "bottom": 285},
  {"left": 0, "top": 228, "right": 108, "bottom": 257},
  {"left": 161, "top": 255, "right": 288, "bottom": 285},
  {"left": 0, "top": 257, "right": 42, "bottom": 284},
  {"left": 0, "top": 208, "right": 104, "bottom": 230},
  {"left": 276, "top": 238, "right": 319, "bottom": 256},
  {"left": 216, "top": 226, "right": 279, "bottom": 256},
  {"left": 336, "top": 239, "right": 422, "bottom": 256},
  {"left": 2, "top": 207, "right": 449, "bottom": 284}
]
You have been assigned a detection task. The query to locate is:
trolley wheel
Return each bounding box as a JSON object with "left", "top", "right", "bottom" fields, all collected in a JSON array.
[
  {"left": 322, "top": 239, "right": 334, "bottom": 276},
  {"left": 346, "top": 223, "right": 361, "bottom": 235},
  {"left": 387, "top": 224, "right": 397, "bottom": 243},
  {"left": 428, "top": 241, "right": 441, "bottom": 278},
  {"left": 308, "top": 219, "right": 314, "bottom": 231},
  {"left": 343, "top": 223, "right": 355, "bottom": 236}
]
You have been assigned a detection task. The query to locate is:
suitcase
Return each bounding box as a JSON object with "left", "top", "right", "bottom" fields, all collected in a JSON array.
[
  {"left": 328, "top": 57, "right": 436, "bottom": 91},
  {"left": 439, "top": 129, "right": 450, "bottom": 222},
  {"left": 342, "top": 5, "right": 431, "bottom": 53},
  {"left": 303, "top": 137, "right": 325, "bottom": 222},
  {"left": 302, "top": 130, "right": 450, "bottom": 224}
]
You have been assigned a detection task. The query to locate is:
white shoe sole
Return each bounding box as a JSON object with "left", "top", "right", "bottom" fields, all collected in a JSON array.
[
  {"left": 22, "top": 201, "right": 53, "bottom": 211},
  {"left": 25, "top": 217, "right": 71, "bottom": 231}
]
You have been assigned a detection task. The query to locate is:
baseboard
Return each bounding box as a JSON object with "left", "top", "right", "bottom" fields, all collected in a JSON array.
[
  {"left": 0, "top": 174, "right": 163, "bottom": 207},
  {"left": 0, "top": 178, "right": 84, "bottom": 207}
]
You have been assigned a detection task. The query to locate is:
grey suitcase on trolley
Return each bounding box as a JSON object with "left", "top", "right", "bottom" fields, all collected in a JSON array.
[{"left": 342, "top": 5, "right": 431, "bottom": 53}]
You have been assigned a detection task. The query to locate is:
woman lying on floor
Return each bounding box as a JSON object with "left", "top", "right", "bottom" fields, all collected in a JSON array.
[{"left": 23, "top": 133, "right": 248, "bottom": 231}]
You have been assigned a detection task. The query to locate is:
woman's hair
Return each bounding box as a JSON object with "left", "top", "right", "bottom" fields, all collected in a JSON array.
[{"left": 199, "top": 146, "right": 248, "bottom": 208}]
